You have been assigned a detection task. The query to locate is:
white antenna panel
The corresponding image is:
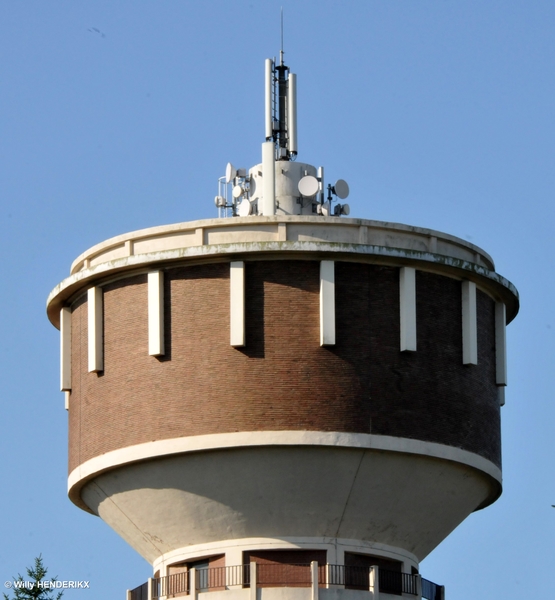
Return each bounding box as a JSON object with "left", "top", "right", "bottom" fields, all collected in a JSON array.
[
  {"left": 287, "top": 73, "right": 297, "bottom": 154},
  {"left": 232, "top": 185, "right": 243, "bottom": 199},
  {"left": 265, "top": 59, "right": 274, "bottom": 139}
]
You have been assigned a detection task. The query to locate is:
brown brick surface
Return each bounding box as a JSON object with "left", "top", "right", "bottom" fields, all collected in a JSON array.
[{"left": 68, "top": 260, "right": 501, "bottom": 474}]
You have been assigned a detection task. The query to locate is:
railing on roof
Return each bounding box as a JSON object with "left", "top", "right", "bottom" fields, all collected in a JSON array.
[
  {"left": 324, "top": 565, "right": 418, "bottom": 596},
  {"left": 152, "top": 572, "right": 189, "bottom": 598},
  {"left": 421, "top": 577, "right": 443, "bottom": 600},
  {"left": 129, "top": 581, "right": 148, "bottom": 600},
  {"left": 129, "top": 562, "right": 444, "bottom": 600}
]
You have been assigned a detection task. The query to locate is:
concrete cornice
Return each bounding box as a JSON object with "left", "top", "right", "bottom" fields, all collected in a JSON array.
[{"left": 47, "top": 239, "right": 519, "bottom": 328}]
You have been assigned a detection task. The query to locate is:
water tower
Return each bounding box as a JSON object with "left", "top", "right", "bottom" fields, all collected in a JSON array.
[{"left": 47, "top": 50, "right": 518, "bottom": 600}]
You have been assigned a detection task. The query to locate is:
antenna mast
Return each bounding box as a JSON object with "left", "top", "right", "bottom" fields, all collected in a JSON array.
[
  {"left": 280, "top": 7, "right": 284, "bottom": 66},
  {"left": 265, "top": 9, "right": 297, "bottom": 160}
]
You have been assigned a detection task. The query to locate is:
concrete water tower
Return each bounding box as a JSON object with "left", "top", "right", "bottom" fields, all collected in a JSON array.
[{"left": 47, "top": 49, "right": 518, "bottom": 600}]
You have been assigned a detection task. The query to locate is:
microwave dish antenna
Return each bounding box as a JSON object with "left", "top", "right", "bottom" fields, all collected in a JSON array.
[
  {"left": 238, "top": 198, "right": 252, "bottom": 217},
  {"left": 333, "top": 179, "right": 350, "bottom": 200},
  {"left": 298, "top": 175, "right": 319, "bottom": 197},
  {"left": 225, "top": 163, "right": 237, "bottom": 184}
]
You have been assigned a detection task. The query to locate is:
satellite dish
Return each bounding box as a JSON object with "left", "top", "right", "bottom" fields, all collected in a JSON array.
[
  {"left": 341, "top": 203, "right": 350, "bottom": 216},
  {"left": 225, "top": 162, "right": 237, "bottom": 183},
  {"left": 298, "top": 175, "right": 319, "bottom": 197},
  {"left": 238, "top": 199, "right": 252, "bottom": 216},
  {"left": 321, "top": 201, "right": 331, "bottom": 216},
  {"left": 333, "top": 179, "right": 350, "bottom": 199},
  {"left": 232, "top": 185, "right": 243, "bottom": 199}
]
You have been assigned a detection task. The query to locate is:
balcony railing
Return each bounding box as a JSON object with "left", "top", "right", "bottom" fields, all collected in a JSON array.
[
  {"left": 128, "top": 563, "right": 444, "bottom": 600},
  {"left": 129, "top": 581, "right": 148, "bottom": 600}
]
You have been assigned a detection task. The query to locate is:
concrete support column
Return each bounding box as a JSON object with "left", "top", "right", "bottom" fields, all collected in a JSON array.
[
  {"left": 225, "top": 548, "right": 243, "bottom": 589},
  {"left": 250, "top": 562, "right": 257, "bottom": 600},
  {"left": 310, "top": 561, "right": 319, "bottom": 600},
  {"left": 416, "top": 574, "right": 422, "bottom": 600},
  {"left": 147, "top": 577, "right": 153, "bottom": 600},
  {"left": 190, "top": 568, "right": 197, "bottom": 600},
  {"left": 369, "top": 566, "right": 379, "bottom": 600},
  {"left": 126, "top": 590, "right": 131, "bottom": 600}
]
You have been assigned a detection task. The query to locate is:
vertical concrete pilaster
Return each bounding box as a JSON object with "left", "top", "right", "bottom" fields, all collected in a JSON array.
[
  {"left": 369, "top": 566, "right": 380, "bottom": 600},
  {"left": 87, "top": 286, "right": 103, "bottom": 373},
  {"left": 190, "top": 568, "right": 197, "bottom": 600},
  {"left": 60, "top": 307, "right": 72, "bottom": 391},
  {"left": 462, "top": 280, "right": 478, "bottom": 365},
  {"left": 230, "top": 261, "right": 245, "bottom": 347},
  {"left": 416, "top": 574, "right": 422, "bottom": 600},
  {"left": 250, "top": 562, "right": 257, "bottom": 600},
  {"left": 320, "top": 260, "right": 335, "bottom": 346},
  {"left": 147, "top": 578, "right": 153, "bottom": 600},
  {"left": 148, "top": 271, "right": 165, "bottom": 356},
  {"left": 495, "top": 301, "right": 507, "bottom": 387},
  {"left": 400, "top": 267, "right": 417, "bottom": 352}
]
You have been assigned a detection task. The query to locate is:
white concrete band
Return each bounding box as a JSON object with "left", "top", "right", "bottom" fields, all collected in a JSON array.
[
  {"left": 87, "top": 287, "right": 103, "bottom": 373},
  {"left": 148, "top": 271, "right": 165, "bottom": 356},
  {"left": 462, "top": 281, "right": 478, "bottom": 365},
  {"left": 399, "top": 267, "right": 417, "bottom": 352},
  {"left": 230, "top": 261, "right": 245, "bottom": 347},
  {"left": 68, "top": 430, "right": 502, "bottom": 496},
  {"left": 320, "top": 260, "right": 335, "bottom": 346},
  {"left": 495, "top": 302, "right": 507, "bottom": 387},
  {"left": 60, "top": 307, "right": 72, "bottom": 391}
]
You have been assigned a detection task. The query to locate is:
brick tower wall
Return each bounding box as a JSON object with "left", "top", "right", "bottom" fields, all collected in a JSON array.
[{"left": 68, "top": 259, "right": 500, "bottom": 473}]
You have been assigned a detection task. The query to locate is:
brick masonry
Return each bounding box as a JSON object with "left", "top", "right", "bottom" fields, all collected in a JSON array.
[{"left": 68, "top": 260, "right": 501, "bottom": 474}]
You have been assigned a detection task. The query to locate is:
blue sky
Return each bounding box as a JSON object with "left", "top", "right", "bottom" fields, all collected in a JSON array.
[{"left": 0, "top": 1, "right": 553, "bottom": 598}]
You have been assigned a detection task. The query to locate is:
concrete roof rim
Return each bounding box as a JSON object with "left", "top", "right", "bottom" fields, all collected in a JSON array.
[
  {"left": 47, "top": 242, "right": 519, "bottom": 329},
  {"left": 69, "top": 216, "right": 496, "bottom": 274}
]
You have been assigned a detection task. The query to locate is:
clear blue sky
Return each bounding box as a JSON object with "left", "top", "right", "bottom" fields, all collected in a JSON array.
[{"left": 0, "top": 1, "right": 553, "bottom": 598}]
